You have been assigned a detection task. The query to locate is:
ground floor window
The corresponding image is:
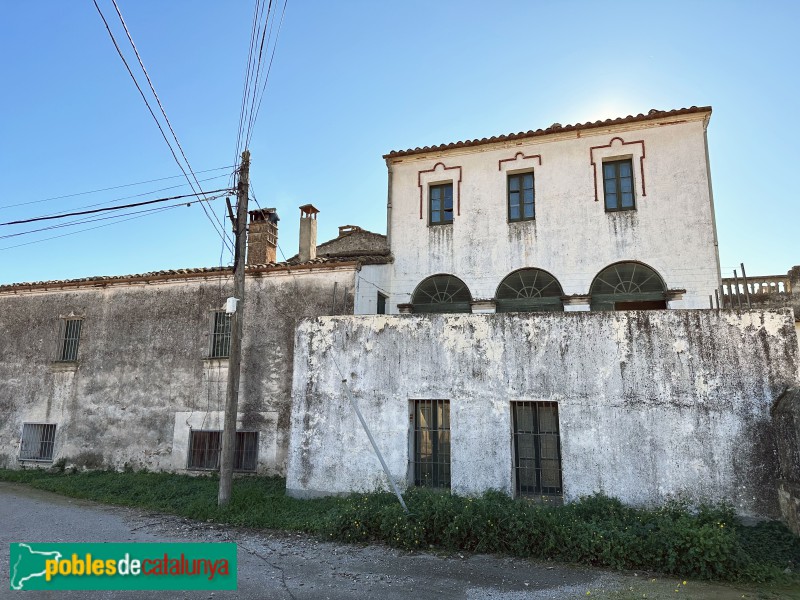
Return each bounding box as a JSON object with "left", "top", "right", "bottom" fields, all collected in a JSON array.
[
  {"left": 512, "top": 402, "right": 562, "bottom": 496},
  {"left": 187, "top": 430, "right": 258, "bottom": 472},
  {"left": 412, "top": 399, "right": 451, "bottom": 488},
  {"left": 19, "top": 423, "right": 57, "bottom": 462}
]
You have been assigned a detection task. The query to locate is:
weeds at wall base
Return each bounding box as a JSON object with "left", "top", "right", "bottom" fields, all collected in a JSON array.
[{"left": 1, "top": 469, "right": 797, "bottom": 585}]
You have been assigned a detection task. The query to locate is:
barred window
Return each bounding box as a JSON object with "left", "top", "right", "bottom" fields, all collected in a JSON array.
[
  {"left": 19, "top": 423, "right": 57, "bottom": 462},
  {"left": 512, "top": 402, "right": 562, "bottom": 496},
  {"left": 187, "top": 430, "right": 258, "bottom": 472},
  {"left": 57, "top": 318, "right": 82, "bottom": 362},
  {"left": 412, "top": 400, "right": 451, "bottom": 489},
  {"left": 209, "top": 311, "right": 232, "bottom": 358}
]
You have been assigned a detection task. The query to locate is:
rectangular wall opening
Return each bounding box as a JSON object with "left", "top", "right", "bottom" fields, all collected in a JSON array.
[
  {"left": 411, "top": 399, "right": 451, "bottom": 488},
  {"left": 512, "top": 401, "right": 562, "bottom": 497}
]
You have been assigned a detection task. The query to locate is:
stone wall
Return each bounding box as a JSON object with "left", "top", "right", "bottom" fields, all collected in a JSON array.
[
  {"left": 0, "top": 266, "right": 357, "bottom": 474},
  {"left": 774, "top": 387, "right": 800, "bottom": 534},
  {"left": 287, "top": 309, "right": 799, "bottom": 518}
]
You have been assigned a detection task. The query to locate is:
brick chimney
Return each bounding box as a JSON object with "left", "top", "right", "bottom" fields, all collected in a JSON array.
[
  {"left": 246, "top": 208, "right": 279, "bottom": 265},
  {"left": 298, "top": 204, "right": 319, "bottom": 262}
]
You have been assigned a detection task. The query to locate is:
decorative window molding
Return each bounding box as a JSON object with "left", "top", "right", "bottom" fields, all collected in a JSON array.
[
  {"left": 589, "top": 137, "right": 646, "bottom": 202},
  {"left": 497, "top": 151, "right": 542, "bottom": 171},
  {"left": 417, "top": 162, "right": 462, "bottom": 220}
]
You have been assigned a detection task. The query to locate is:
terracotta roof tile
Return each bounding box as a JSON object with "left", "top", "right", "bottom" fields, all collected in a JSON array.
[{"left": 383, "top": 106, "right": 712, "bottom": 159}]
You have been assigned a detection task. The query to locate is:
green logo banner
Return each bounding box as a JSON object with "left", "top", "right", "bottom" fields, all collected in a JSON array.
[{"left": 9, "top": 543, "right": 237, "bottom": 591}]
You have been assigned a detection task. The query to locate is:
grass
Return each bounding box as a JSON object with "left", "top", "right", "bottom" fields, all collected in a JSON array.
[{"left": 1, "top": 468, "right": 798, "bottom": 588}]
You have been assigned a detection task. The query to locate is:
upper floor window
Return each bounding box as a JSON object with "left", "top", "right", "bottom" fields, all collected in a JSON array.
[
  {"left": 603, "top": 159, "right": 635, "bottom": 211},
  {"left": 411, "top": 274, "right": 472, "bottom": 313},
  {"left": 209, "top": 311, "right": 232, "bottom": 358},
  {"left": 496, "top": 268, "right": 564, "bottom": 312},
  {"left": 57, "top": 318, "right": 82, "bottom": 362},
  {"left": 508, "top": 172, "right": 535, "bottom": 222},
  {"left": 429, "top": 183, "right": 453, "bottom": 225}
]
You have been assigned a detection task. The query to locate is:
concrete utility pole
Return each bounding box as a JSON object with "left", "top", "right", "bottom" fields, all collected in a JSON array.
[{"left": 218, "top": 150, "right": 250, "bottom": 506}]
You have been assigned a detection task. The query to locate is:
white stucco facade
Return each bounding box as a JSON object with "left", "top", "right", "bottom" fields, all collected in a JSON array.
[{"left": 383, "top": 108, "right": 720, "bottom": 311}]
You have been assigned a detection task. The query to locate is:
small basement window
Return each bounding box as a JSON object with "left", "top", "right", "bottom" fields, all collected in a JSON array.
[
  {"left": 187, "top": 430, "right": 258, "bottom": 472},
  {"left": 19, "top": 423, "right": 57, "bottom": 462}
]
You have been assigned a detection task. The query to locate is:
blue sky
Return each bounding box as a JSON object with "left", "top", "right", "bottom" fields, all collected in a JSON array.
[{"left": 1, "top": 0, "right": 797, "bottom": 285}]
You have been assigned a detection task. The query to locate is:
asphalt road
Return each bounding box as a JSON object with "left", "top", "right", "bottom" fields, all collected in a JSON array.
[{"left": 0, "top": 481, "right": 621, "bottom": 599}]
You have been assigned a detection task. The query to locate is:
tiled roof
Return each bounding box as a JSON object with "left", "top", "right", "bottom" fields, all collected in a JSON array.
[
  {"left": 0, "top": 253, "right": 392, "bottom": 293},
  {"left": 383, "top": 106, "right": 712, "bottom": 159}
]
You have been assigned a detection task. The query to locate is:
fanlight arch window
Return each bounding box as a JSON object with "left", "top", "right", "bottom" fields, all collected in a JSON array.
[
  {"left": 495, "top": 269, "right": 564, "bottom": 313},
  {"left": 411, "top": 275, "right": 472, "bottom": 313},
  {"left": 589, "top": 262, "right": 667, "bottom": 311}
]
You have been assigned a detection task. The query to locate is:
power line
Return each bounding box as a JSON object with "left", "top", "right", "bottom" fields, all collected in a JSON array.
[
  {"left": 92, "top": 0, "right": 233, "bottom": 253},
  {"left": 3, "top": 165, "right": 234, "bottom": 210},
  {"left": 109, "top": 0, "right": 230, "bottom": 243},
  {"left": 1, "top": 189, "right": 230, "bottom": 227}
]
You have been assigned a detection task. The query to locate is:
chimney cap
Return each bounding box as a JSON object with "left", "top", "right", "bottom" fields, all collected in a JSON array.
[
  {"left": 299, "top": 204, "right": 320, "bottom": 218},
  {"left": 249, "top": 208, "right": 279, "bottom": 224}
]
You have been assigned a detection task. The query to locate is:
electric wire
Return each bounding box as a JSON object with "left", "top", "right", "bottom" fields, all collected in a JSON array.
[
  {"left": 3, "top": 165, "right": 234, "bottom": 210},
  {"left": 92, "top": 0, "right": 233, "bottom": 253},
  {"left": 109, "top": 0, "right": 230, "bottom": 246},
  {"left": 1, "top": 189, "right": 231, "bottom": 227}
]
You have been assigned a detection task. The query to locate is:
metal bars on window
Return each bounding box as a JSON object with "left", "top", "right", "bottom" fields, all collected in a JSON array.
[
  {"left": 57, "top": 318, "right": 82, "bottom": 362},
  {"left": 512, "top": 402, "right": 562, "bottom": 496},
  {"left": 412, "top": 399, "right": 451, "bottom": 489},
  {"left": 187, "top": 430, "right": 257, "bottom": 472},
  {"left": 19, "top": 423, "right": 57, "bottom": 462},
  {"left": 209, "top": 311, "right": 232, "bottom": 358}
]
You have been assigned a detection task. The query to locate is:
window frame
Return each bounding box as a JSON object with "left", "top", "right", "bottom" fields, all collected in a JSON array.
[
  {"left": 410, "top": 399, "right": 451, "bottom": 489},
  {"left": 507, "top": 171, "right": 536, "bottom": 222},
  {"left": 208, "top": 311, "right": 232, "bottom": 359},
  {"left": 602, "top": 158, "right": 636, "bottom": 212},
  {"left": 511, "top": 401, "right": 562, "bottom": 497},
  {"left": 428, "top": 182, "right": 454, "bottom": 226},
  {"left": 56, "top": 318, "right": 82, "bottom": 362},
  {"left": 377, "top": 292, "right": 387, "bottom": 315},
  {"left": 19, "top": 423, "right": 57, "bottom": 462},
  {"left": 186, "top": 429, "right": 258, "bottom": 472}
]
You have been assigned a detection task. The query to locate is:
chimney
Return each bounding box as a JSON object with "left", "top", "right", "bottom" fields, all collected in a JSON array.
[
  {"left": 246, "top": 208, "right": 279, "bottom": 265},
  {"left": 298, "top": 204, "right": 319, "bottom": 262}
]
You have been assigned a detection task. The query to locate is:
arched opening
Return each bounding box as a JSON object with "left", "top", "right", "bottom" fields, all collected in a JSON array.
[
  {"left": 495, "top": 268, "right": 564, "bottom": 312},
  {"left": 411, "top": 275, "right": 472, "bottom": 313},
  {"left": 589, "top": 261, "right": 667, "bottom": 311}
]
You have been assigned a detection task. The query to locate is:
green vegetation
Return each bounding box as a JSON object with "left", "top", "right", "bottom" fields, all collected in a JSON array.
[{"left": 1, "top": 469, "right": 797, "bottom": 585}]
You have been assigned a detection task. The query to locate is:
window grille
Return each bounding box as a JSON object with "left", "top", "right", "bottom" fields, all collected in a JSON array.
[
  {"left": 57, "top": 318, "right": 82, "bottom": 362},
  {"left": 411, "top": 275, "right": 472, "bottom": 313},
  {"left": 187, "top": 430, "right": 258, "bottom": 472},
  {"left": 512, "top": 402, "right": 562, "bottom": 496},
  {"left": 19, "top": 423, "right": 57, "bottom": 462},
  {"left": 209, "top": 311, "right": 232, "bottom": 358},
  {"left": 495, "top": 268, "right": 564, "bottom": 312},
  {"left": 412, "top": 400, "right": 451, "bottom": 488},
  {"left": 589, "top": 261, "right": 667, "bottom": 311}
]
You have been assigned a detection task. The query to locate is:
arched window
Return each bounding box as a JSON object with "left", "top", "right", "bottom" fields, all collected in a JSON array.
[
  {"left": 411, "top": 275, "right": 472, "bottom": 313},
  {"left": 495, "top": 268, "right": 564, "bottom": 312},
  {"left": 589, "top": 262, "right": 667, "bottom": 311}
]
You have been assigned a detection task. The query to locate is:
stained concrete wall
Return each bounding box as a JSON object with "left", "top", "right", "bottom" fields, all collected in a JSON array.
[
  {"left": 385, "top": 112, "right": 720, "bottom": 310},
  {"left": 287, "top": 310, "right": 799, "bottom": 518},
  {"left": 773, "top": 387, "right": 800, "bottom": 534},
  {"left": 0, "top": 266, "right": 357, "bottom": 474}
]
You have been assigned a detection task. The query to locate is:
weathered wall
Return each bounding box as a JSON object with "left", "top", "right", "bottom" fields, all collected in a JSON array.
[
  {"left": 0, "top": 266, "right": 357, "bottom": 473},
  {"left": 773, "top": 387, "right": 800, "bottom": 534},
  {"left": 287, "top": 310, "right": 798, "bottom": 518},
  {"left": 385, "top": 112, "right": 720, "bottom": 310}
]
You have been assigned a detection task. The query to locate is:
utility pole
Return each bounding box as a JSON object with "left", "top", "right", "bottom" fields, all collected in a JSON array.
[{"left": 218, "top": 150, "right": 250, "bottom": 506}]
